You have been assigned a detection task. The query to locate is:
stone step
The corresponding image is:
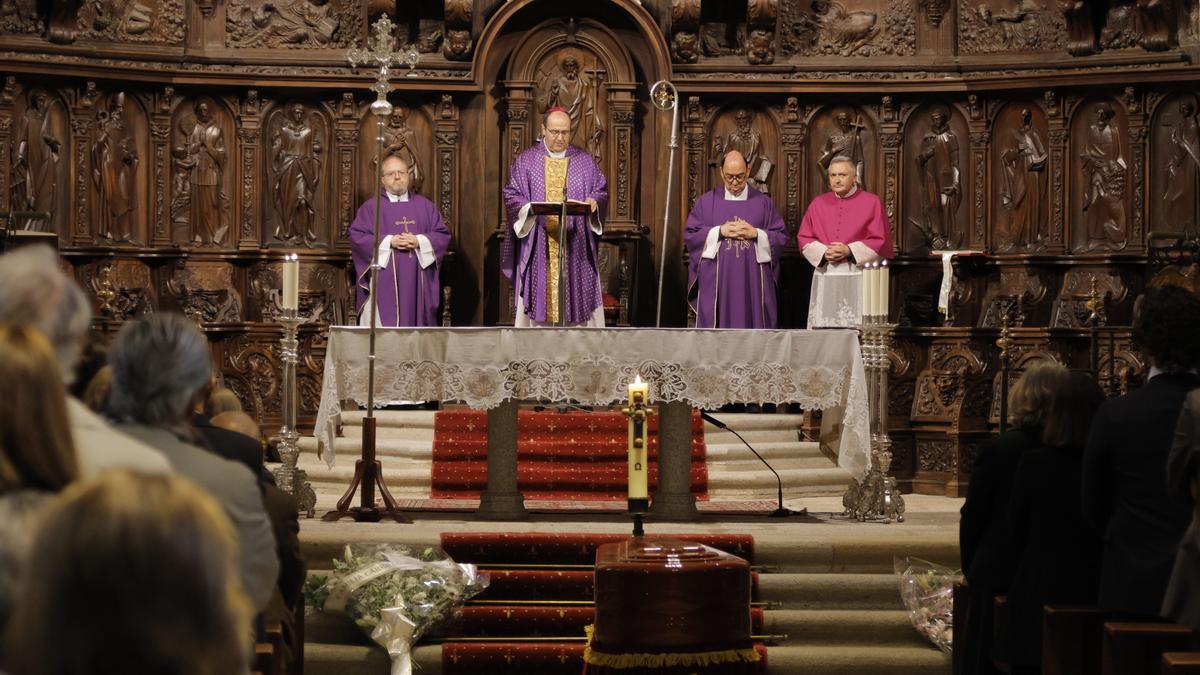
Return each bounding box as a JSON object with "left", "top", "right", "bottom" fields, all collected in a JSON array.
[
  {"left": 339, "top": 410, "right": 439, "bottom": 427},
  {"left": 765, "top": 609, "right": 925, "bottom": 646},
  {"left": 756, "top": 573, "right": 905, "bottom": 610},
  {"left": 299, "top": 437, "right": 433, "bottom": 460},
  {"left": 765, "top": 644, "right": 950, "bottom": 675},
  {"left": 705, "top": 440, "right": 824, "bottom": 460},
  {"left": 304, "top": 643, "right": 439, "bottom": 675},
  {"left": 707, "top": 467, "right": 851, "bottom": 490},
  {"left": 755, "top": 535, "right": 960, "bottom": 574}
]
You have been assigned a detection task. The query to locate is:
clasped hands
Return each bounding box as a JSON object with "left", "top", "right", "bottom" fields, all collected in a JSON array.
[
  {"left": 390, "top": 233, "right": 420, "bottom": 251},
  {"left": 824, "top": 242, "right": 852, "bottom": 264},
  {"left": 719, "top": 217, "right": 757, "bottom": 240}
]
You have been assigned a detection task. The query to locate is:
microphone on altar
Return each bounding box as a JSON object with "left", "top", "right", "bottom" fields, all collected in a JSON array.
[{"left": 698, "top": 411, "right": 807, "bottom": 518}]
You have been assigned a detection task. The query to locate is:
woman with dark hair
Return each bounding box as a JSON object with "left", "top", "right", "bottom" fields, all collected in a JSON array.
[
  {"left": 958, "top": 360, "right": 1069, "bottom": 675},
  {"left": 1006, "top": 372, "right": 1106, "bottom": 674}
]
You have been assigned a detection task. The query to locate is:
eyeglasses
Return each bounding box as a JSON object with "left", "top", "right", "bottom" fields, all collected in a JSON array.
[
  {"left": 723, "top": 172, "right": 748, "bottom": 182},
  {"left": 383, "top": 170, "right": 409, "bottom": 179},
  {"left": 544, "top": 129, "right": 571, "bottom": 137}
]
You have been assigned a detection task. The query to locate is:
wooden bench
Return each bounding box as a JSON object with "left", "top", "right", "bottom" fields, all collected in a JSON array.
[
  {"left": 1162, "top": 651, "right": 1200, "bottom": 674},
  {"left": 1042, "top": 605, "right": 1107, "bottom": 675},
  {"left": 1103, "top": 622, "right": 1195, "bottom": 675}
]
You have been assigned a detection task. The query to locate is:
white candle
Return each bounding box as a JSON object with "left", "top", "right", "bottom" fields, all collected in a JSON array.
[
  {"left": 866, "top": 262, "right": 878, "bottom": 319},
  {"left": 880, "top": 259, "right": 890, "bottom": 319},
  {"left": 627, "top": 374, "right": 649, "bottom": 503},
  {"left": 283, "top": 254, "right": 299, "bottom": 310}
]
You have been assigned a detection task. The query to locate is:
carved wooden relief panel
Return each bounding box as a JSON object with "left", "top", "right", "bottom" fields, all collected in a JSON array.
[
  {"left": 75, "top": 0, "right": 186, "bottom": 45},
  {"left": 807, "top": 104, "right": 878, "bottom": 200},
  {"left": 225, "top": 0, "right": 362, "bottom": 48},
  {"left": 957, "top": 0, "right": 1066, "bottom": 54},
  {"left": 263, "top": 101, "right": 331, "bottom": 247},
  {"left": 779, "top": 0, "right": 916, "bottom": 58},
  {"left": 1069, "top": 98, "right": 1131, "bottom": 253},
  {"left": 91, "top": 92, "right": 151, "bottom": 246},
  {"left": 991, "top": 102, "right": 1049, "bottom": 253},
  {"left": 902, "top": 103, "right": 970, "bottom": 252},
  {"left": 165, "top": 259, "right": 243, "bottom": 323},
  {"left": 355, "top": 102, "right": 433, "bottom": 202},
  {"left": 170, "top": 96, "right": 236, "bottom": 247},
  {"left": 7, "top": 86, "right": 69, "bottom": 234},
  {"left": 706, "top": 106, "right": 781, "bottom": 198},
  {"left": 1150, "top": 93, "right": 1200, "bottom": 237}
]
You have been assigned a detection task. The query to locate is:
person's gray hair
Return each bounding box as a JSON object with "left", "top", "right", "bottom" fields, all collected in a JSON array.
[
  {"left": 0, "top": 245, "right": 92, "bottom": 384},
  {"left": 107, "top": 313, "right": 212, "bottom": 427},
  {"left": 828, "top": 156, "right": 856, "bottom": 170}
]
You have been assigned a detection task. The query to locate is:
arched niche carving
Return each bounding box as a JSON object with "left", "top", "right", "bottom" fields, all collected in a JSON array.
[
  {"left": 990, "top": 102, "right": 1050, "bottom": 254},
  {"left": 901, "top": 102, "right": 970, "bottom": 253},
  {"left": 91, "top": 91, "right": 151, "bottom": 246},
  {"left": 9, "top": 86, "right": 69, "bottom": 235},
  {"left": 1149, "top": 92, "right": 1200, "bottom": 238},
  {"left": 262, "top": 101, "right": 332, "bottom": 248},
  {"left": 705, "top": 105, "right": 781, "bottom": 198},
  {"left": 499, "top": 16, "right": 642, "bottom": 228},
  {"left": 806, "top": 104, "right": 879, "bottom": 200},
  {"left": 355, "top": 101, "right": 433, "bottom": 202},
  {"left": 1068, "top": 97, "right": 1131, "bottom": 253},
  {"left": 169, "top": 96, "right": 236, "bottom": 247}
]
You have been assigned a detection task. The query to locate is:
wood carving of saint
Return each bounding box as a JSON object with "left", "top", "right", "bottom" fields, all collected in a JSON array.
[
  {"left": 251, "top": 0, "right": 336, "bottom": 46},
  {"left": 1164, "top": 99, "right": 1200, "bottom": 235},
  {"left": 914, "top": 107, "right": 961, "bottom": 250},
  {"left": 375, "top": 107, "right": 423, "bottom": 193},
  {"left": 179, "top": 101, "right": 229, "bottom": 246},
  {"left": 91, "top": 95, "right": 138, "bottom": 243},
  {"left": 1081, "top": 103, "right": 1127, "bottom": 251},
  {"left": 818, "top": 111, "right": 865, "bottom": 186},
  {"left": 999, "top": 108, "right": 1048, "bottom": 252},
  {"left": 537, "top": 54, "right": 605, "bottom": 163},
  {"left": 10, "top": 90, "right": 62, "bottom": 231},
  {"left": 271, "top": 103, "right": 323, "bottom": 246},
  {"left": 712, "top": 109, "right": 773, "bottom": 194}
]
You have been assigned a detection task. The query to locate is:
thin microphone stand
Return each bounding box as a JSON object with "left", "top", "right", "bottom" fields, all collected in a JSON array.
[{"left": 700, "top": 411, "right": 806, "bottom": 518}]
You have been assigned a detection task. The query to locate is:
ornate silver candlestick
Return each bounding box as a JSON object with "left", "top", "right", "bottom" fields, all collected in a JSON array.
[
  {"left": 273, "top": 307, "right": 316, "bottom": 517},
  {"left": 843, "top": 310, "right": 905, "bottom": 522}
]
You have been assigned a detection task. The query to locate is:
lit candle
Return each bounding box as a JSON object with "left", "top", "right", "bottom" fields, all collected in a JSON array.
[
  {"left": 880, "top": 259, "right": 890, "bottom": 319},
  {"left": 282, "top": 254, "right": 299, "bottom": 310},
  {"left": 626, "top": 374, "right": 649, "bottom": 511}
]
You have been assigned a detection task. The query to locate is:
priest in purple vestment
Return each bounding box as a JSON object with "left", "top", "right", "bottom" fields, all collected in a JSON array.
[
  {"left": 797, "top": 156, "right": 895, "bottom": 327},
  {"left": 350, "top": 155, "right": 451, "bottom": 327},
  {"left": 502, "top": 108, "right": 608, "bottom": 327},
  {"left": 684, "top": 151, "right": 788, "bottom": 328}
]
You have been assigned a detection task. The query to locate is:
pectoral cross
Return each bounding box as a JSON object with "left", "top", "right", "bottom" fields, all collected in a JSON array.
[{"left": 396, "top": 217, "right": 415, "bottom": 233}]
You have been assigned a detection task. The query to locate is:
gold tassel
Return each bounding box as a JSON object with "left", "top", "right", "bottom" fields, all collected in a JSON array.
[{"left": 582, "top": 625, "right": 761, "bottom": 669}]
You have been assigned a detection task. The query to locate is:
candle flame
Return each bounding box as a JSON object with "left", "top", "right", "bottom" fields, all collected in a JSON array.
[{"left": 633, "top": 374, "right": 643, "bottom": 386}]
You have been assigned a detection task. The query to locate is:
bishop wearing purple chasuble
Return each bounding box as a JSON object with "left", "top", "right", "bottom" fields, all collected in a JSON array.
[
  {"left": 350, "top": 156, "right": 450, "bottom": 327},
  {"left": 502, "top": 108, "right": 608, "bottom": 327},
  {"left": 684, "top": 151, "right": 788, "bottom": 328}
]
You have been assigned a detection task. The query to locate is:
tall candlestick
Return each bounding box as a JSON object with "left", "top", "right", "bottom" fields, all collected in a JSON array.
[
  {"left": 282, "top": 254, "right": 299, "bottom": 310},
  {"left": 625, "top": 375, "right": 650, "bottom": 522},
  {"left": 861, "top": 262, "right": 872, "bottom": 321},
  {"left": 880, "top": 259, "right": 890, "bottom": 318}
]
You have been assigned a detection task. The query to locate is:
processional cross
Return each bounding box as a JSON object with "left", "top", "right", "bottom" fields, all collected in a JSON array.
[{"left": 325, "top": 15, "right": 416, "bottom": 524}]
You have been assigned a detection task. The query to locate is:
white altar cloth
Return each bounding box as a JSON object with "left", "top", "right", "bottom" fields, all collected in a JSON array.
[{"left": 315, "top": 327, "right": 872, "bottom": 479}]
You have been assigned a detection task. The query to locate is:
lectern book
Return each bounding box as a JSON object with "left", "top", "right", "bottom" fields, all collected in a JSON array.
[{"left": 529, "top": 200, "right": 593, "bottom": 217}]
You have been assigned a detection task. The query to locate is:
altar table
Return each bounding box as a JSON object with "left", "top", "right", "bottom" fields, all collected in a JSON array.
[{"left": 315, "top": 327, "right": 870, "bottom": 520}]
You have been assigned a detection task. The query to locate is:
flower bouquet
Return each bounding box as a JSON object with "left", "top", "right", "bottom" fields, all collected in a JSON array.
[
  {"left": 894, "top": 556, "right": 962, "bottom": 654},
  {"left": 305, "top": 543, "right": 489, "bottom": 675}
]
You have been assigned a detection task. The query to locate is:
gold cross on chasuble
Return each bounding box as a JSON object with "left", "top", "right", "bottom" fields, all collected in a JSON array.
[{"left": 543, "top": 155, "right": 569, "bottom": 324}]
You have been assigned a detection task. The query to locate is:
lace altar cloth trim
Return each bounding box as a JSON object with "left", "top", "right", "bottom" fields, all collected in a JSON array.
[{"left": 316, "top": 327, "right": 871, "bottom": 479}]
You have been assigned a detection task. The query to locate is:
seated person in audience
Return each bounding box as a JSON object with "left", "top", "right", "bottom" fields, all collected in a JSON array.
[
  {"left": 106, "top": 313, "right": 279, "bottom": 612},
  {"left": 959, "top": 360, "right": 1069, "bottom": 675},
  {"left": 0, "top": 325, "right": 80, "bottom": 633},
  {"left": 3, "top": 471, "right": 253, "bottom": 675},
  {"left": 1007, "top": 372, "right": 1105, "bottom": 674},
  {"left": 205, "top": 385, "right": 243, "bottom": 417},
  {"left": 1083, "top": 286, "right": 1200, "bottom": 620},
  {"left": 1163, "top": 387, "right": 1200, "bottom": 630},
  {"left": 0, "top": 245, "right": 169, "bottom": 477},
  {"left": 80, "top": 365, "right": 111, "bottom": 414}
]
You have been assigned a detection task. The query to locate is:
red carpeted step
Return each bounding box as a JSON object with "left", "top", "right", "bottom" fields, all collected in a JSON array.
[
  {"left": 441, "top": 532, "right": 755, "bottom": 565},
  {"left": 431, "top": 409, "right": 707, "bottom": 499},
  {"left": 475, "top": 569, "right": 595, "bottom": 601},
  {"left": 442, "top": 642, "right": 585, "bottom": 674},
  {"left": 452, "top": 606, "right": 766, "bottom": 637}
]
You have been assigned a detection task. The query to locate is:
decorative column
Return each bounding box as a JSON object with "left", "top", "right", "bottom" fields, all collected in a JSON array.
[
  {"left": 780, "top": 97, "right": 807, "bottom": 235},
  {"left": 879, "top": 96, "right": 902, "bottom": 239},
  {"left": 237, "top": 90, "right": 263, "bottom": 248},
  {"left": 682, "top": 96, "right": 706, "bottom": 213},
  {"left": 497, "top": 86, "right": 535, "bottom": 324},
  {"left": 434, "top": 94, "right": 460, "bottom": 231},
  {"left": 70, "top": 81, "right": 99, "bottom": 246},
  {"left": 1044, "top": 90, "right": 1067, "bottom": 255},
  {"left": 0, "top": 77, "right": 15, "bottom": 229},
  {"left": 273, "top": 308, "right": 317, "bottom": 518},
  {"left": 607, "top": 84, "right": 638, "bottom": 229},
  {"left": 967, "top": 94, "right": 989, "bottom": 251},
  {"left": 334, "top": 92, "right": 359, "bottom": 246},
  {"left": 476, "top": 401, "right": 527, "bottom": 520},
  {"left": 149, "top": 86, "right": 174, "bottom": 246},
  {"left": 1124, "top": 86, "right": 1147, "bottom": 254}
]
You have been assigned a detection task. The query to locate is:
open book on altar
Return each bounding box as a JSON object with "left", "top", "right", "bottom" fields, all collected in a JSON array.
[{"left": 529, "top": 200, "right": 593, "bottom": 217}]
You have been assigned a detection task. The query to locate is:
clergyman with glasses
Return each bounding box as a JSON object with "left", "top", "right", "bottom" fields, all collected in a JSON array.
[
  {"left": 683, "top": 150, "right": 788, "bottom": 328},
  {"left": 796, "top": 156, "right": 894, "bottom": 328},
  {"left": 349, "top": 154, "right": 451, "bottom": 327},
  {"left": 501, "top": 107, "right": 609, "bottom": 326}
]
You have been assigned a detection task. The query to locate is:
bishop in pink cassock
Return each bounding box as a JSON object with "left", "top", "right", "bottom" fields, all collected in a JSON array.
[{"left": 796, "top": 157, "right": 894, "bottom": 327}]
